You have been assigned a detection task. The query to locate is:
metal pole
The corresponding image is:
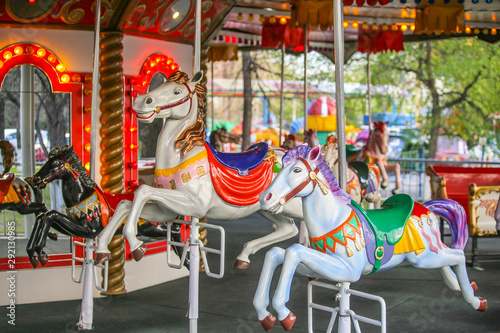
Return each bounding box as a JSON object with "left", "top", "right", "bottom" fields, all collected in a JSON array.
[
  {"left": 303, "top": 25, "right": 308, "bottom": 133},
  {"left": 189, "top": 218, "right": 200, "bottom": 333},
  {"left": 77, "top": 240, "right": 95, "bottom": 330},
  {"left": 211, "top": 50, "right": 215, "bottom": 133},
  {"left": 194, "top": 0, "right": 201, "bottom": 73},
  {"left": 367, "top": 52, "right": 372, "bottom": 133},
  {"left": 89, "top": 0, "right": 101, "bottom": 180},
  {"left": 20, "top": 64, "right": 35, "bottom": 235},
  {"left": 279, "top": 37, "right": 285, "bottom": 147},
  {"left": 333, "top": 0, "right": 350, "bottom": 332}
]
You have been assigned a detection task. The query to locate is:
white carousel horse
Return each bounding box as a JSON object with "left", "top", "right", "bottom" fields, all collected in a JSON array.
[
  {"left": 254, "top": 145, "right": 486, "bottom": 331},
  {"left": 321, "top": 134, "right": 381, "bottom": 207},
  {"left": 95, "top": 71, "right": 303, "bottom": 269}
]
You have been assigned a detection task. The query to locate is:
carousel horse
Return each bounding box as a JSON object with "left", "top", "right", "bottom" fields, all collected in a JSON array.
[
  {"left": 303, "top": 129, "right": 320, "bottom": 148},
  {"left": 95, "top": 71, "right": 303, "bottom": 269},
  {"left": 27, "top": 146, "right": 186, "bottom": 268},
  {"left": 495, "top": 194, "right": 500, "bottom": 234},
  {"left": 281, "top": 134, "right": 298, "bottom": 150},
  {"left": 321, "top": 134, "right": 381, "bottom": 207},
  {"left": 0, "top": 140, "right": 47, "bottom": 217},
  {"left": 348, "top": 121, "right": 401, "bottom": 195},
  {"left": 255, "top": 145, "right": 486, "bottom": 331},
  {"left": 209, "top": 126, "right": 241, "bottom": 152}
]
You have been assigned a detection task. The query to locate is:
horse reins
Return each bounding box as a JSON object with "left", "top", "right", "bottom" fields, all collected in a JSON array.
[
  {"left": 135, "top": 83, "right": 195, "bottom": 120},
  {"left": 39, "top": 156, "right": 79, "bottom": 185},
  {"left": 279, "top": 157, "right": 330, "bottom": 205}
]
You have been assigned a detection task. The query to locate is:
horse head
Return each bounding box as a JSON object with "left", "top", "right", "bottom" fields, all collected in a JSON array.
[
  {"left": 32, "top": 146, "right": 96, "bottom": 190},
  {"left": 321, "top": 134, "right": 338, "bottom": 166},
  {"left": 367, "top": 121, "right": 389, "bottom": 156},
  {"left": 260, "top": 145, "right": 350, "bottom": 215},
  {"left": 304, "top": 129, "right": 320, "bottom": 148},
  {"left": 282, "top": 134, "right": 298, "bottom": 150},
  {"left": 133, "top": 71, "right": 204, "bottom": 124}
]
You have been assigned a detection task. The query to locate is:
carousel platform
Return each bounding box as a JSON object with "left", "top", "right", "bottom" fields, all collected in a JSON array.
[{"left": 2, "top": 213, "right": 499, "bottom": 333}]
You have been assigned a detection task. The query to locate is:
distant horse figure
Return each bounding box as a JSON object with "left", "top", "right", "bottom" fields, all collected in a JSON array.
[
  {"left": 349, "top": 121, "right": 401, "bottom": 195},
  {"left": 281, "top": 134, "right": 298, "bottom": 150},
  {"left": 27, "top": 146, "right": 185, "bottom": 268},
  {"left": 495, "top": 194, "right": 500, "bottom": 234},
  {"left": 255, "top": 145, "right": 486, "bottom": 331},
  {"left": 304, "top": 129, "right": 320, "bottom": 148},
  {"left": 95, "top": 71, "right": 303, "bottom": 270},
  {"left": 321, "top": 134, "right": 381, "bottom": 207},
  {"left": 0, "top": 140, "right": 47, "bottom": 217},
  {"left": 209, "top": 126, "right": 241, "bottom": 152}
]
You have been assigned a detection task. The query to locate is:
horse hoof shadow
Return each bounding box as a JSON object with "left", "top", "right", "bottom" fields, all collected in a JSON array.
[{"left": 233, "top": 259, "right": 249, "bottom": 270}]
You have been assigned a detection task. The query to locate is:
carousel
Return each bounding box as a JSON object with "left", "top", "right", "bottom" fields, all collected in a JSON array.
[{"left": 0, "top": 0, "right": 499, "bottom": 332}]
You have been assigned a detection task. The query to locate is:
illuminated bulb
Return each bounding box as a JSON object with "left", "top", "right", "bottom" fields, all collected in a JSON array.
[
  {"left": 483, "top": 28, "right": 489, "bottom": 35},
  {"left": 84, "top": 124, "right": 91, "bottom": 133},
  {"left": 344, "top": 8, "right": 348, "bottom": 15},
  {"left": 392, "top": 25, "right": 399, "bottom": 31},
  {"left": 269, "top": 16, "right": 276, "bottom": 24},
  {"left": 372, "top": 24, "right": 379, "bottom": 31},
  {"left": 259, "top": 15, "right": 265, "bottom": 23},
  {"left": 353, "top": 7, "right": 358, "bottom": 15},
  {"left": 166, "top": 58, "right": 173, "bottom": 64},
  {"left": 382, "top": 25, "right": 389, "bottom": 31},
  {"left": 172, "top": 64, "right": 178, "bottom": 70},
  {"left": 129, "top": 144, "right": 137, "bottom": 150},
  {"left": 466, "top": 13, "right": 471, "bottom": 21},
  {"left": 37, "top": 48, "right": 46, "bottom": 57},
  {"left": 401, "top": 25, "right": 408, "bottom": 32},
  {"left": 172, "top": 11, "right": 180, "bottom": 19},
  {"left": 3, "top": 51, "right": 12, "bottom": 60},
  {"left": 465, "top": 27, "right": 471, "bottom": 34},
  {"left": 474, "top": 28, "right": 480, "bottom": 34},
  {"left": 410, "top": 25, "right": 415, "bottom": 31},
  {"left": 14, "top": 46, "right": 23, "bottom": 55},
  {"left": 47, "top": 54, "right": 56, "bottom": 63},
  {"left": 492, "top": 28, "right": 497, "bottom": 35},
  {"left": 237, "top": 13, "right": 243, "bottom": 20},
  {"left": 155, "top": 57, "right": 162, "bottom": 63},
  {"left": 248, "top": 14, "right": 254, "bottom": 21},
  {"left": 130, "top": 126, "right": 138, "bottom": 132},
  {"left": 362, "top": 23, "right": 369, "bottom": 30},
  {"left": 61, "top": 74, "right": 70, "bottom": 83},
  {"left": 56, "top": 64, "right": 65, "bottom": 72},
  {"left": 352, "top": 22, "right": 359, "bottom": 29},
  {"left": 85, "top": 163, "right": 90, "bottom": 172},
  {"left": 343, "top": 22, "right": 348, "bottom": 28},
  {"left": 85, "top": 144, "right": 91, "bottom": 152},
  {"left": 279, "top": 17, "right": 287, "bottom": 25}
]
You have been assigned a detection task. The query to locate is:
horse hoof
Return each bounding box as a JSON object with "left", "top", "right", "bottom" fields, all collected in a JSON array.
[
  {"left": 308, "top": 277, "right": 319, "bottom": 281},
  {"left": 392, "top": 188, "right": 399, "bottom": 195},
  {"left": 233, "top": 259, "right": 250, "bottom": 270},
  {"left": 260, "top": 313, "right": 276, "bottom": 331},
  {"left": 95, "top": 252, "right": 112, "bottom": 265},
  {"left": 48, "top": 232, "right": 58, "bottom": 241},
  {"left": 39, "top": 253, "right": 49, "bottom": 266},
  {"left": 477, "top": 297, "right": 487, "bottom": 311},
  {"left": 132, "top": 243, "right": 147, "bottom": 261},
  {"left": 381, "top": 181, "right": 388, "bottom": 189},
  {"left": 470, "top": 280, "right": 478, "bottom": 292},
  {"left": 280, "top": 312, "right": 296, "bottom": 331},
  {"left": 30, "top": 256, "right": 39, "bottom": 269}
]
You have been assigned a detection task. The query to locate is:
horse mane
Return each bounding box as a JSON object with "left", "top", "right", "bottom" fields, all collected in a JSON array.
[
  {"left": 170, "top": 71, "right": 206, "bottom": 158},
  {"left": 282, "top": 145, "right": 351, "bottom": 204},
  {"left": 48, "top": 146, "right": 97, "bottom": 188}
]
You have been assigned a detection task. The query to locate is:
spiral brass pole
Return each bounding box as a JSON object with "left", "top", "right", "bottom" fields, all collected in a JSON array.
[{"left": 99, "top": 32, "right": 126, "bottom": 295}]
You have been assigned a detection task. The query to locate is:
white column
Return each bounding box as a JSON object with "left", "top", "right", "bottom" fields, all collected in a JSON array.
[{"left": 20, "top": 64, "right": 35, "bottom": 235}]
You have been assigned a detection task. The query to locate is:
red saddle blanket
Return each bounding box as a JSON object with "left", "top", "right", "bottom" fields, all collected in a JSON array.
[{"left": 206, "top": 145, "right": 274, "bottom": 206}]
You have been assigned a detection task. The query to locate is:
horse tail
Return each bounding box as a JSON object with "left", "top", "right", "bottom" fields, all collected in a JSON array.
[
  {"left": 0, "top": 140, "right": 15, "bottom": 177},
  {"left": 423, "top": 198, "right": 468, "bottom": 250}
]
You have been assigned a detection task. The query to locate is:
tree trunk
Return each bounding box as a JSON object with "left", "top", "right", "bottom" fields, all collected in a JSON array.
[{"left": 242, "top": 51, "right": 253, "bottom": 151}]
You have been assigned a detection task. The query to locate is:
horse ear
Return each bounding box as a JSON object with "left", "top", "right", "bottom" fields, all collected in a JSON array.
[
  {"left": 68, "top": 146, "right": 74, "bottom": 154},
  {"left": 191, "top": 71, "right": 203, "bottom": 84},
  {"left": 308, "top": 146, "right": 321, "bottom": 162}
]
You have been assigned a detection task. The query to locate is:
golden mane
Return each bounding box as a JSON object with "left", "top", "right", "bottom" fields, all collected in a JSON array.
[{"left": 169, "top": 71, "right": 206, "bottom": 158}]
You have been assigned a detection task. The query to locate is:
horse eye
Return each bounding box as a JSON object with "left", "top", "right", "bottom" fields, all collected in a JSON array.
[
  {"left": 173, "top": 89, "right": 181, "bottom": 95},
  {"left": 293, "top": 167, "right": 302, "bottom": 173}
]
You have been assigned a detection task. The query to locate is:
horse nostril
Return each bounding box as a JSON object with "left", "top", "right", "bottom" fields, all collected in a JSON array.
[
  {"left": 145, "top": 97, "right": 153, "bottom": 104},
  {"left": 265, "top": 193, "right": 273, "bottom": 201}
]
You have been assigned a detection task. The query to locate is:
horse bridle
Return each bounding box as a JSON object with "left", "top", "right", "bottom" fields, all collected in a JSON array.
[
  {"left": 279, "top": 158, "right": 330, "bottom": 205},
  {"left": 137, "top": 83, "right": 195, "bottom": 120},
  {"left": 39, "top": 156, "right": 79, "bottom": 185}
]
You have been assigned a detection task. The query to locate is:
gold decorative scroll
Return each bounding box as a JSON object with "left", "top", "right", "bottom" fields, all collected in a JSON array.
[
  {"left": 414, "top": 0, "right": 465, "bottom": 35},
  {"left": 208, "top": 46, "right": 239, "bottom": 62},
  {"left": 290, "top": 0, "right": 333, "bottom": 31}
]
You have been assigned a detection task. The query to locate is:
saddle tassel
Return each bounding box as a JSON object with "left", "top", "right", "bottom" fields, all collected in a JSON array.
[
  {"left": 360, "top": 233, "right": 366, "bottom": 247},
  {"left": 346, "top": 246, "right": 354, "bottom": 257},
  {"left": 354, "top": 239, "right": 361, "bottom": 251}
]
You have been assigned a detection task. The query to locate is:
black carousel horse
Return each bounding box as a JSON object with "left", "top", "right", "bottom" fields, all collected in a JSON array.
[
  {"left": 0, "top": 140, "right": 47, "bottom": 217},
  {"left": 27, "top": 146, "right": 186, "bottom": 268}
]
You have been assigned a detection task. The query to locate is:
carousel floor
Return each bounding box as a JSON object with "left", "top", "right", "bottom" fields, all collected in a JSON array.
[{"left": 2, "top": 213, "right": 500, "bottom": 333}]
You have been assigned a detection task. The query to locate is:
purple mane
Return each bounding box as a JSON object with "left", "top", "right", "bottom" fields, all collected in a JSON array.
[{"left": 282, "top": 145, "right": 351, "bottom": 205}]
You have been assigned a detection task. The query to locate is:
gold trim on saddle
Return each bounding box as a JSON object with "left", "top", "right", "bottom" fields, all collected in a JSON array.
[
  {"left": 66, "top": 192, "right": 100, "bottom": 220},
  {"left": 155, "top": 150, "right": 208, "bottom": 178}
]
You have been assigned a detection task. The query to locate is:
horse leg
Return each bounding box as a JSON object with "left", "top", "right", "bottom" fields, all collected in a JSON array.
[
  {"left": 253, "top": 247, "right": 286, "bottom": 331},
  {"left": 384, "top": 162, "right": 401, "bottom": 195},
  {"left": 375, "top": 160, "right": 389, "bottom": 189},
  {"left": 26, "top": 213, "right": 45, "bottom": 268},
  {"left": 272, "top": 244, "right": 362, "bottom": 330},
  {"left": 234, "top": 211, "right": 298, "bottom": 269},
  {"left": 122, "top": 185, "right": 208, "bottom": 260},
  {"left": 95, "top": 200, "right": 132, "bottom": 262}
]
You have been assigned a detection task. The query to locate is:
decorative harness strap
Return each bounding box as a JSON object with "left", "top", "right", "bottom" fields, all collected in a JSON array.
[
  {"left": 155, "top": 150, "right": 209, "bottom": 189},
  {"left": 279, "top": 157, "right": 329, "bottom": 206},
  {"left": 136, "top": 83, "right": 195, "bottom": 121},
  {"left": 66, "top": 191, "right": 101, "bottom": 222}
]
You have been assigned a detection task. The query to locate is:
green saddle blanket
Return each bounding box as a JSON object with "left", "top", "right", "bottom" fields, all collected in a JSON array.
[
  {"left": 348, "top": 161, "right": 369, "bottom": 193},
  {"left": 346, "top": 145, "right": 363, "bottom": 161},
  {"left": 351, "top": 194, "right": 414, "bottom": 272}
]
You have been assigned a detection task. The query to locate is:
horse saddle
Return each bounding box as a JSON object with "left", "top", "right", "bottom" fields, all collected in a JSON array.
[
  {"left": 205, "top": 142, "right": 274, "bottom": 206},
  {"left": 0, "top": 173, "right": 15, "bottom": 196},
  {"left": 94, "top": 186, "right": 135, "bottom": 227},
  {"left": 348, "top": 161, "right": 369, "bottom": 194},
  {"left": 351, "top": 194, "right": 414, "bottom": 273},
  {"left": 205, "top": 142, "right": 268, "bottom": 176}
]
